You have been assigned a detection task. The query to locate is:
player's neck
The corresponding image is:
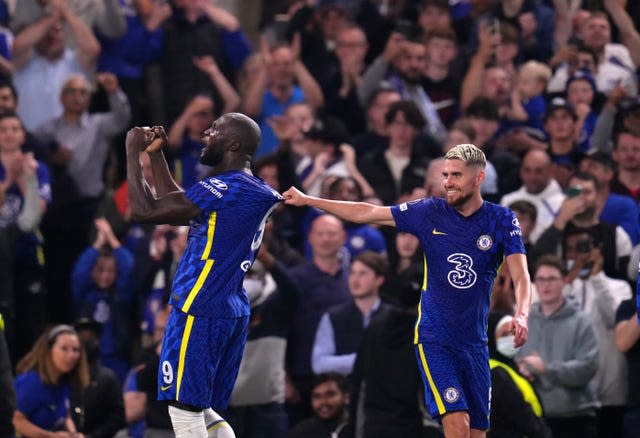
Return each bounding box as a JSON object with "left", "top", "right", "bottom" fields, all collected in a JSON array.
[{"left": 454, "top": 194, "right": 484, "bottom": 217}]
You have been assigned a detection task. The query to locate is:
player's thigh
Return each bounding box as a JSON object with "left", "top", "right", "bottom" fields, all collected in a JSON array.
[
  {"left": 460, "top": 347, "right": 491, "bottom": 431},
  {"left": 209, "top": 315, "right": 249, "bottom": 409},
  {"left": 158, "top": 310, "right": 248, "bottom": 408},
  {"left": 415, "top": 342, "right": 469, "bottom": 420}
]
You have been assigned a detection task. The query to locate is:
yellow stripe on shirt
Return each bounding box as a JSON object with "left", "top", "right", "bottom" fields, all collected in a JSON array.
[
  {"left": 176, "top": 314, "right": 195, "bottom": 400},
  {"left": 182, "top": 212, "right": 217, "bottom": 312},
  {"left": 417, "top": 343, "right": 446, "bottom": 415},
  {"left": 414, "top": 254, "right": 428, "bottom": 344}
]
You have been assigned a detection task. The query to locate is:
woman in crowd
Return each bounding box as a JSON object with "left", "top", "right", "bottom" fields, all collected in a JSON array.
[{"left": 13, "top": 324, "right": 89, "bottom": 437}]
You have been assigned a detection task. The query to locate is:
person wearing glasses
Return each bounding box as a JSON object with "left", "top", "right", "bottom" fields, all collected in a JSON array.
[{"left": 517, "top": 255, "right": 599, "bottom": 438}]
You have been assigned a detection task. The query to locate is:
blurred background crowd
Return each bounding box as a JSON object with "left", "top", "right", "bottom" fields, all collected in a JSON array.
[{"left": 0, "top": 0, "right": 639, "bottom": 437}]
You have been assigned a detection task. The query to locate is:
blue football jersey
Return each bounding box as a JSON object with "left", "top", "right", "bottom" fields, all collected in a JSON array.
[
  {"left": 169, "top": 171, "right": 282, "bottom": 318},
  {"left": 391, "top": 197, "right": 525, "bottom": 348}
]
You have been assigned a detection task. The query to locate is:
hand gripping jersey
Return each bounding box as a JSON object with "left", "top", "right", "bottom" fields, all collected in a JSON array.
[
  {"left": 391, "top": 197, "right": 526, "bottom": 348},
  {"left": 169, "top": 171, "right": 282, "bottom": 318}
]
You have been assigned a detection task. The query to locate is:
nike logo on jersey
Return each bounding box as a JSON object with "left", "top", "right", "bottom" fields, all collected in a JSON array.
[
  {"left": 432, "top": 229, "right": 447, "bottom": 235},
  {"left": 161, "top": 385, "right": 173, "bottom": 391}
]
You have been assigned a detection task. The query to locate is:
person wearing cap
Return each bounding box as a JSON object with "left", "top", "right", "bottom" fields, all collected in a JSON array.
[
  {"left": 13, "top": 324, "right": 89, "bottom": 437},
  {"left": 580, "top": 151, "right": 640, "bottom": 245},
  {"left": 298, "top": 115, "right": 376, "bottom": 199}
]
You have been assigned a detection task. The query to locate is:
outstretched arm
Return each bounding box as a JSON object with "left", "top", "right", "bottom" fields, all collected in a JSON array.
[
  {"left": 282, "top": 186, "right": 395, "bottom": 226},
  {"left": 506, "top": 253, "right": 531, "bottom": 348},
  {"left": 126, "top": 127, "right": 200, "bottom": 225}
]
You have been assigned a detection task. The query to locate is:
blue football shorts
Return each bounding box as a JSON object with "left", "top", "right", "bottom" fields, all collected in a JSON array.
[
  {"left": 158, "top": 307, "right": 249, "bottom": 409},
  {"left": 415, "top": 342, "right": 491, "bottom": 430}
]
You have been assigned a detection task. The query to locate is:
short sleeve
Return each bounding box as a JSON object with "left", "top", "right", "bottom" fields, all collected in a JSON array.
[{"left": 391, "top": 198, "right": 430, "bottom": 236}]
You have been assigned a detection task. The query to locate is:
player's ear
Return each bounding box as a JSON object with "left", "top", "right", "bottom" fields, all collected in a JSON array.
[
  {"left": 476, "top": 168, "right": 486, "bottom": 187},
  {"left": 227, "top": 139, "right": 241, "bottom": 152}
]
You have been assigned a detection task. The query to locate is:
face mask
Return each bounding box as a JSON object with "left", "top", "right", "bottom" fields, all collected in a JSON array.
[
  {"left": 243, "top": 278, "right": 264, "bottom": 304},
  {"left": 496, "top": 335, "right": 519, "bottom": 359}
]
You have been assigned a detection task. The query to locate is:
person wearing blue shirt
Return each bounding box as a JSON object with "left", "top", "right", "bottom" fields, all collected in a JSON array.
[
  {"left": 126, "top": 113, "right": 282, "bottom": 437},
  {"left": 284, "top": 143, "right": 532, "bottom": 438},
  {"left": 13, "top": 325, "right": 89, "bottom": 437}
]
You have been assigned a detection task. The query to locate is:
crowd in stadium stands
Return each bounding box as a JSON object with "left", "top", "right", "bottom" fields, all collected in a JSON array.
[{"left": 0, "top": 0, "right": 639, "bottom": 437}]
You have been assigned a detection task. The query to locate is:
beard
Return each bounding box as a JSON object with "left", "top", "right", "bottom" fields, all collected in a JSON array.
[
  {"left": 446, "top": 189, "right": 473, "bottom": 208},
  {"left": 399, "top": 69, "right": 422, "bottom": 85}
]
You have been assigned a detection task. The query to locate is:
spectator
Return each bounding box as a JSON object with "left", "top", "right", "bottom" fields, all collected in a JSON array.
[
  {"left": 0, "top": 112, "right": 50, "bottom": 362},
  {"left": 70, "top": 317, "right": 126, "bottom": 438},
  {"left": 242, "top": 39, "right": 324, "bottom": 157},
  {"left": 13, "top": 324, "right": 89, "bottom": 437},
  {"left": 615, "top": 270, "right": 640, "bottom": 438},
  {"left": 287, "top": 373, "right": 349, "bottom": 438},
  {"left": 566, "top": 70, "right": 600, "bottom": 153},
  {"left": 507, "top": 200, "right": 538, "bottom": 276},
  {"left": 10, "top": 0, "right": 126, "bottom": 43},
  {"left": 610, "top": 130, "right": 640, "bottom": 203},
  {"left": 36, "top": 72, "right": 131, "bottom": 323},
  {"left": 129, "top": 306, "right": 174, "bottom": 437},
  {"left": 350, "top": 82, "right": 400, "bottom": 158},
  {"left": 562, "top": 228, "right": 632, "bottom": 438},
  {"left": 487, "top": 312, "right": 552, "bottom": 438},
  {"left": 349, "top": 292, "right": 431, "bottom": 438},
  {"left": 321, "top": 24, "right": 369, "bottom": 136},
  {"left": 500, "top": 149, "right": 565, "bottom": 245},
  {"left": 12, "top": 1, "right": 101, "bottom": 131},
  {"left": 517, "top": 255, "right": 599, "bottom": 438},
  {"left": 505, "top": 61, "right": 550, "bottom": 133},
  {"left": 161, "top": 0, "right": 251, "bottom": 124},
  {"left": 421, "top": 26, "right": 460, "bottom": 129},
  {"left": 543, "top": 97, "right": 582, "bottom": 190},
  {"left": 298, "top": 115, "right": 374, "bottom": 198},
  {"left": 359, "top": 34, "right": 447, "bottom": 142},
  {"left": 312, "top": 251, "right": 391, "bottom": 376},
  {"left": 380, "top": 231, "right": 423, "bottom": 308},
  {"left": 357, "top": 100, "right": 433, "bottom": 205},
  {"left": 167, "top": 66, "right": 240, "bottom": 190},
  {"left": 533, "top": 171, "right": 633, "bottom": 281},
  {"left": 286, "top": 214, "right": 350, "bottom": 424},
  {"left": 579, "top": 150, "right": 640, "bottom": 245},
  {"left": 490, "top": 0, "right": 555, "bottom": 62},
  {"left": 71, "top": 217, "right": 134, "bottom": 381},
  {"left": 463, "top": 97, "right": 521, "bottom": 197},
  {"left": 0, "top": 312, "right": 14, "bottom": 437},
  {"left": 226, "top": 246, "right": 301, "bottom": 438}
]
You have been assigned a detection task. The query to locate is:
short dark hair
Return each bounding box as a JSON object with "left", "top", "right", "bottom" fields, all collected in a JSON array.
[
  {"left": 366, "top": 82, "right": 399, "bottom": 109},
  {"left": 0, "top": 79, "right": 17, "bottom": 101},
  {"left": 569, "top": 171, "right": 600, "bottom": 191},
  {"left": 464, "top": 97, "right": 499, "bottom": 121},
  {"left": 508, "top": 200, "right": 537, "bottom": 224},
  {"left": 534, "top": 254, "right": 567, "bottom": 277},
  {"left": 424, "top": 27, "right": 457, "bottom": 44},
  {"left": 312, "top": 372, "right": 348, "bottom": 393},
  {"left": 385, "top": 100, "right": 426, "bottom": 130},
  {"left": 352, "top": 250, "right": 388, "bottom": 278}
]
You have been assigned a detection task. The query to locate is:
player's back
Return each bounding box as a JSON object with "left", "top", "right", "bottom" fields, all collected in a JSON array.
[
  {"left": 170, "top": 171, "right": 282, "bottom": 318},
  {"left": 392, "top": 198, "right": 525, "bottom": 348}
]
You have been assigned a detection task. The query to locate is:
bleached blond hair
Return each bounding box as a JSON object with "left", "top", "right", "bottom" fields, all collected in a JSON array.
[{"left": 444, "top": 143, "right": 486, "bottom": 169}]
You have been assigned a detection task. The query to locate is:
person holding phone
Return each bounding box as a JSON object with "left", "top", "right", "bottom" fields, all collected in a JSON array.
[
  {"left": 561, "top": 229, "right": 632, "bottom": 438},
  {"left": 532, "top": 172, "right": 633, "bottom": 281}
]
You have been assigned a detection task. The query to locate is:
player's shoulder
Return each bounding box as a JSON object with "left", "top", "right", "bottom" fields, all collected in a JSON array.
[{"left": 484, "top": 200, "right": 516, "bottom": 218}]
